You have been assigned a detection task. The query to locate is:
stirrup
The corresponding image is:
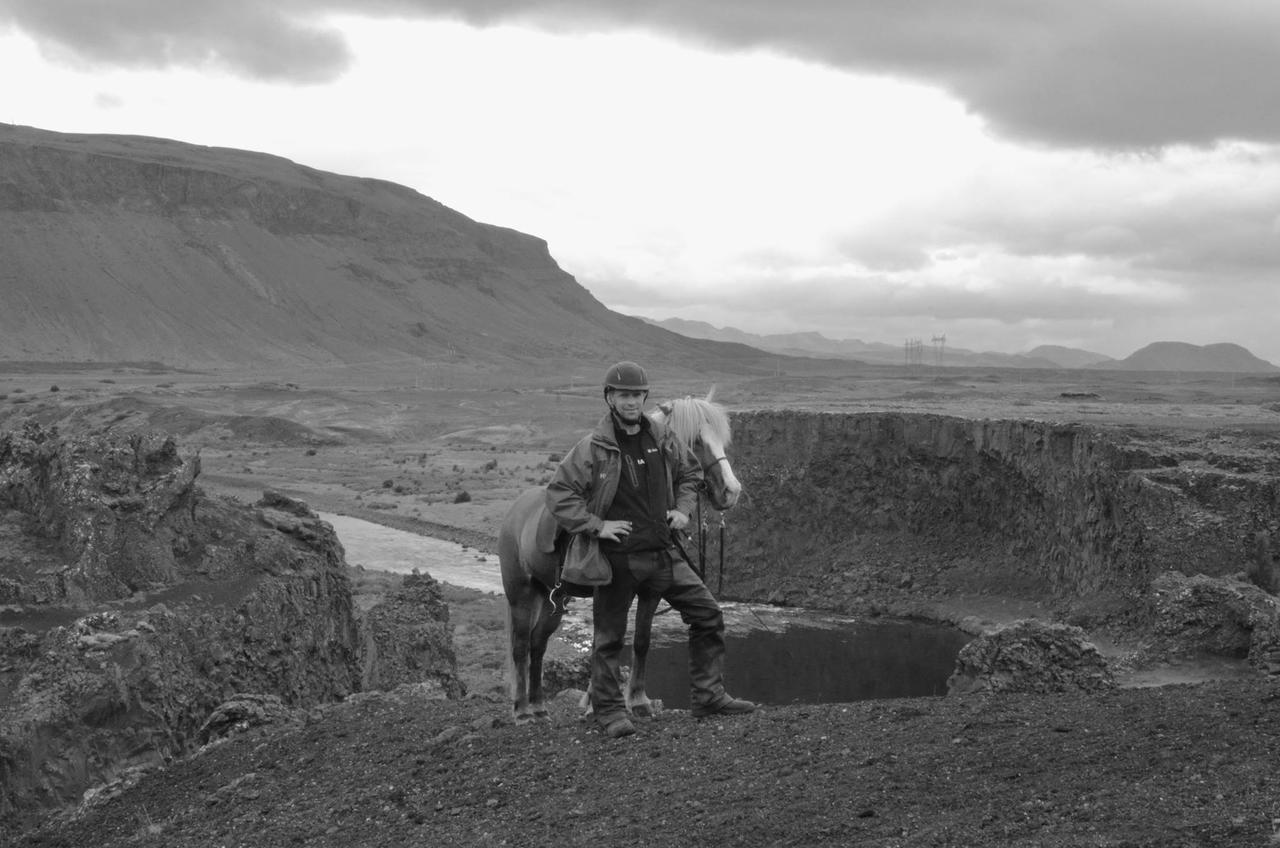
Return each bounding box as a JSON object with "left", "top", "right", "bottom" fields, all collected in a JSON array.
[{"left": 549, "top": 581, "right": 570, "bottom": 614}]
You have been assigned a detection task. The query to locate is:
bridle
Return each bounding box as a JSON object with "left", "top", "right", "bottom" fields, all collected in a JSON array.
[{"left": 703, "top": 454, "right": 731, "bottom": 472}]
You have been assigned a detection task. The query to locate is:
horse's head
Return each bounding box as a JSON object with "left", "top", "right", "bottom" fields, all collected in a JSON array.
[{"left": 652, "top": 394, "right": 742, "bottom": 512}]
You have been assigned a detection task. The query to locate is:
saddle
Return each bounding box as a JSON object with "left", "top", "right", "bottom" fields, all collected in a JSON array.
[{"left": 519, "top": 499, "right": 562, "bottom": 559}]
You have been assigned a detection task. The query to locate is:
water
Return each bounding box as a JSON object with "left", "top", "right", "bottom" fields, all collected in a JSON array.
[
  {"left": 633, "top": 617, "right": 971, "bottom": 708},
  {"left": 319, "top": 513, "right": 973, "bottom": 706},
  {"left": 319, "top": 512, "right": 505, "bottom": 593}
]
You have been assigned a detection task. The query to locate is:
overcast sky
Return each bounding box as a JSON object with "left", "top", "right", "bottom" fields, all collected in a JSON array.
[{"left": 3, "top": 1, "right": 1280, "bottom": 363}]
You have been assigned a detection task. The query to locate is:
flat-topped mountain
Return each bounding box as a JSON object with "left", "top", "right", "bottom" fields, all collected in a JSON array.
[{"left": 0, "top": 125, "right": 768, "bottom": 375}]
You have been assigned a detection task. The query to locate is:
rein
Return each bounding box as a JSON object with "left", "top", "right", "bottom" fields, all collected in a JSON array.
[
  {"left": 666, "top": 472, "right": 729, "bottom": 611},
  {"left": 695, "top": 453, "right": 730, "bottom": 592},
  {"left": 690, "top": 487, "right": 727, "bottom": 594}
]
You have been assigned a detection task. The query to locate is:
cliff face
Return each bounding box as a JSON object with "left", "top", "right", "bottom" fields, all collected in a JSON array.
[
  {"left": 723, "top": 412, "right": 1280, "bottom": 619},
  {"left": 0, "top": 427, "right": 458, "bottom": 829}
]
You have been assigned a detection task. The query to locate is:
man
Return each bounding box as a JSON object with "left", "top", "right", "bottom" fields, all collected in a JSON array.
[{"left": 545, "top": 360, "right": 755, "bottom": 738}]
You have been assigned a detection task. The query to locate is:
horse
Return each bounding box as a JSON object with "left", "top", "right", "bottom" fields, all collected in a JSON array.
[{"left": 498, "top": 394, "right": 742, "bottom": 723}]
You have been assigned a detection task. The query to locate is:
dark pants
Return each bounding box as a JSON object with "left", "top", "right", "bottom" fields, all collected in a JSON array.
[{"left": 590, "top": 547, "right": 731, "bottom": 722}]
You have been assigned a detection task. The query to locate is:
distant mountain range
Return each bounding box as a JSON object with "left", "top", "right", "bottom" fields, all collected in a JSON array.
[{"left": 643, "top": 318, "right": 1279, "bottom": 373}]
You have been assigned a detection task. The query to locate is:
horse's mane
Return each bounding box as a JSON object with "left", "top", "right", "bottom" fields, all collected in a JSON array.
[{"left": 654, "top": 396, "right": 732, "bottom": 449}]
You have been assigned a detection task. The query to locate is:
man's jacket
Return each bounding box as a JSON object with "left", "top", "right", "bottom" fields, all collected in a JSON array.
[{"left": 545, "top": 410, "right": 702, "bottom": 538}]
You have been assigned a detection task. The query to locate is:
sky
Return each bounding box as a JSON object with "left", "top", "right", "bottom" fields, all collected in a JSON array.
[{"left": 3, "top": 1, "right": 1280, "bottom": 363}]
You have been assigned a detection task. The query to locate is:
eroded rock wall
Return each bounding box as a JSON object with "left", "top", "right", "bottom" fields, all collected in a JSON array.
[
  {"left": 0, "top": 426, "right": 457, "bottom": 829},
  {"left": 723, "top": 412, "right": 1280, "bottom": 616},
  {"left": 0, "top": 423, "right": 203, "bottom": 604}
]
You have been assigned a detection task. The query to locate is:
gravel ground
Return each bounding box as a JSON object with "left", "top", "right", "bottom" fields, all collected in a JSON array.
[{"left": 15, "top": 642, "right": 1280, "bottom": 848}]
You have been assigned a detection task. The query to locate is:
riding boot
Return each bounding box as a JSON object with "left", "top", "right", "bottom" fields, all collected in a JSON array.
[
  {"left": 589, "top": 554, "right": 636, "bottom": 724},
  {"left": 655, "top": 551, "right": 732, "bottom": 712}
]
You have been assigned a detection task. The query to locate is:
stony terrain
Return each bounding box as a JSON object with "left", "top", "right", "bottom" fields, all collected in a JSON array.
[
  {"left": 4, "top": 362, "right": 1280, "bottom": 847},
  {"left": 0, "top": 422, "right": 461, "bottom": 833},
  {"left": 14, "top": 676, "right": 1280, "bottom": 848}
]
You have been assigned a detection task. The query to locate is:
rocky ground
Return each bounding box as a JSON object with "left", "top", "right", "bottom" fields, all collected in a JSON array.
[
  {"left": 13, "top": 548, "right": 1280, "bottom": 848},
  {"left": 14, "top": 670, "right": 1280, "bottom": 848}
]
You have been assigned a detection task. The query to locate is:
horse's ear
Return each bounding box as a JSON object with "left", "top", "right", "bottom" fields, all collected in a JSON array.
[
  {"left": 657, "top": 401, "right": 674, "bottom": 416},
  {"left": 705, "top": 385, "right": 717, "bottom": 403}
]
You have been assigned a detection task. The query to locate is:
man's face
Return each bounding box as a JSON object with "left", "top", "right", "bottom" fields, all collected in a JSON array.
[{"left": 608, "top": 389, "right": 647, "bottom": 424}]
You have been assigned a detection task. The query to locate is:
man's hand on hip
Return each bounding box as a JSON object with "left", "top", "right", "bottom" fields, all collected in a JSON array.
[{"left": 598, "top": 520, "right": 632, "bottom": 542}]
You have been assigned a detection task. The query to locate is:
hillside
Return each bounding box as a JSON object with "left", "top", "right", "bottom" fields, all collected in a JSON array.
[
  {"left": 0, "top": 125, "right": 773, "bottom": 376},
  {"left": 1094, "top": 341, "right": 1279, "bottom": 373},
  {"left": 1025, "top": 344, "right": 1114, "bottom": 369}
]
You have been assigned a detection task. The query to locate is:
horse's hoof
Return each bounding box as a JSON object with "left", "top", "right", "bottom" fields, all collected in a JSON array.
[
  {"left": 603, "top": 717, "right": 636, "bottom": 739},
  {"left": 630, "top": 704, "right": 653, "bottom": 719},
  {"left": 513, "top": 713, "right": 535, "bottom": 725}
]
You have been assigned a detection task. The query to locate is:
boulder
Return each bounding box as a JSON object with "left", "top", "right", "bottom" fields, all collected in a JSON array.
[
  {"left": 198, "top": 693, "right": 300, "bottom": 745},
  {"left": 946, "top": 619, "right": 1115, "bottom": 695},
  {"left": 1148, "top": 570, "right": 1280, "bottom": 668},
  {"left": 542, "top": 655, "right": 591, "bottom": 695}
]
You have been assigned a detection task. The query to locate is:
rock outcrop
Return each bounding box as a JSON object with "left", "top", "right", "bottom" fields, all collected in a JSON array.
[
  {"left": 0, "top": 425, "right": 458, "bottom": 830},
  {"left": 359, "top": 571, "right": 464, "bottom": 697},
  {"left": 1148, "top": 571, "right": 1280, "bottom": 670},
  {"left": 946, "top": 620, "right": 1115, "bottom": 695}
]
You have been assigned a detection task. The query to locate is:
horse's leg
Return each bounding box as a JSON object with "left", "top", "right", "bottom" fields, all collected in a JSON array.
[
  {"left": 628, "top": 592, "right": 660, "bottom": 718},
  {"left": 526, "top": 592, "right": 565, "bottom": 719},
  {"left": 506, "top": 585, "right": 541, "bottom": 724}
]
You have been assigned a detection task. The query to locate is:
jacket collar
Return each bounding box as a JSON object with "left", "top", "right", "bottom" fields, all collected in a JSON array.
[{"left": 590, "top": 409, "right": 665, "bottom": 449}]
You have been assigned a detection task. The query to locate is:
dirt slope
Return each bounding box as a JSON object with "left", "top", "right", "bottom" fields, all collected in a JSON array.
[{"left": 15, "top": 676, "right": 1280, "bottom": 848}]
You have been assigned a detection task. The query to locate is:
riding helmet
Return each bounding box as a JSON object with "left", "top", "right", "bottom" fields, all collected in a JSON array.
[{"left": 603, "top": 360, "right": 649, "bottom": 392}]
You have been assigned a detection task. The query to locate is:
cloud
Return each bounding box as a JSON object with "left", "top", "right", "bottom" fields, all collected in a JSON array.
[
  {"left": 0, "top": 0, "right": 351, "bottom": 82},
  {"left": 604, "top": 255, "right": 1274, "bottom": 361},
  {"left": 590, "top": 254, "right": 1181, "bottom": 333},
  {"left": 92, "top": 91, "right": 125, "bottom": 110},
  {"left": 586, "top": 128, "right": 1280, "bottom": 354},
  {"left": 461, "top": 0, "right": 1280, "bottom": 149},
  {"left": 552, "top": 98, "right": 1280, "bottom": 357},
  {"left": 953, "top": 143, "right": 1280, "bottom": 277},
  {"left": 6, "top": 1, "right": 1280, "bottom": 146}
]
